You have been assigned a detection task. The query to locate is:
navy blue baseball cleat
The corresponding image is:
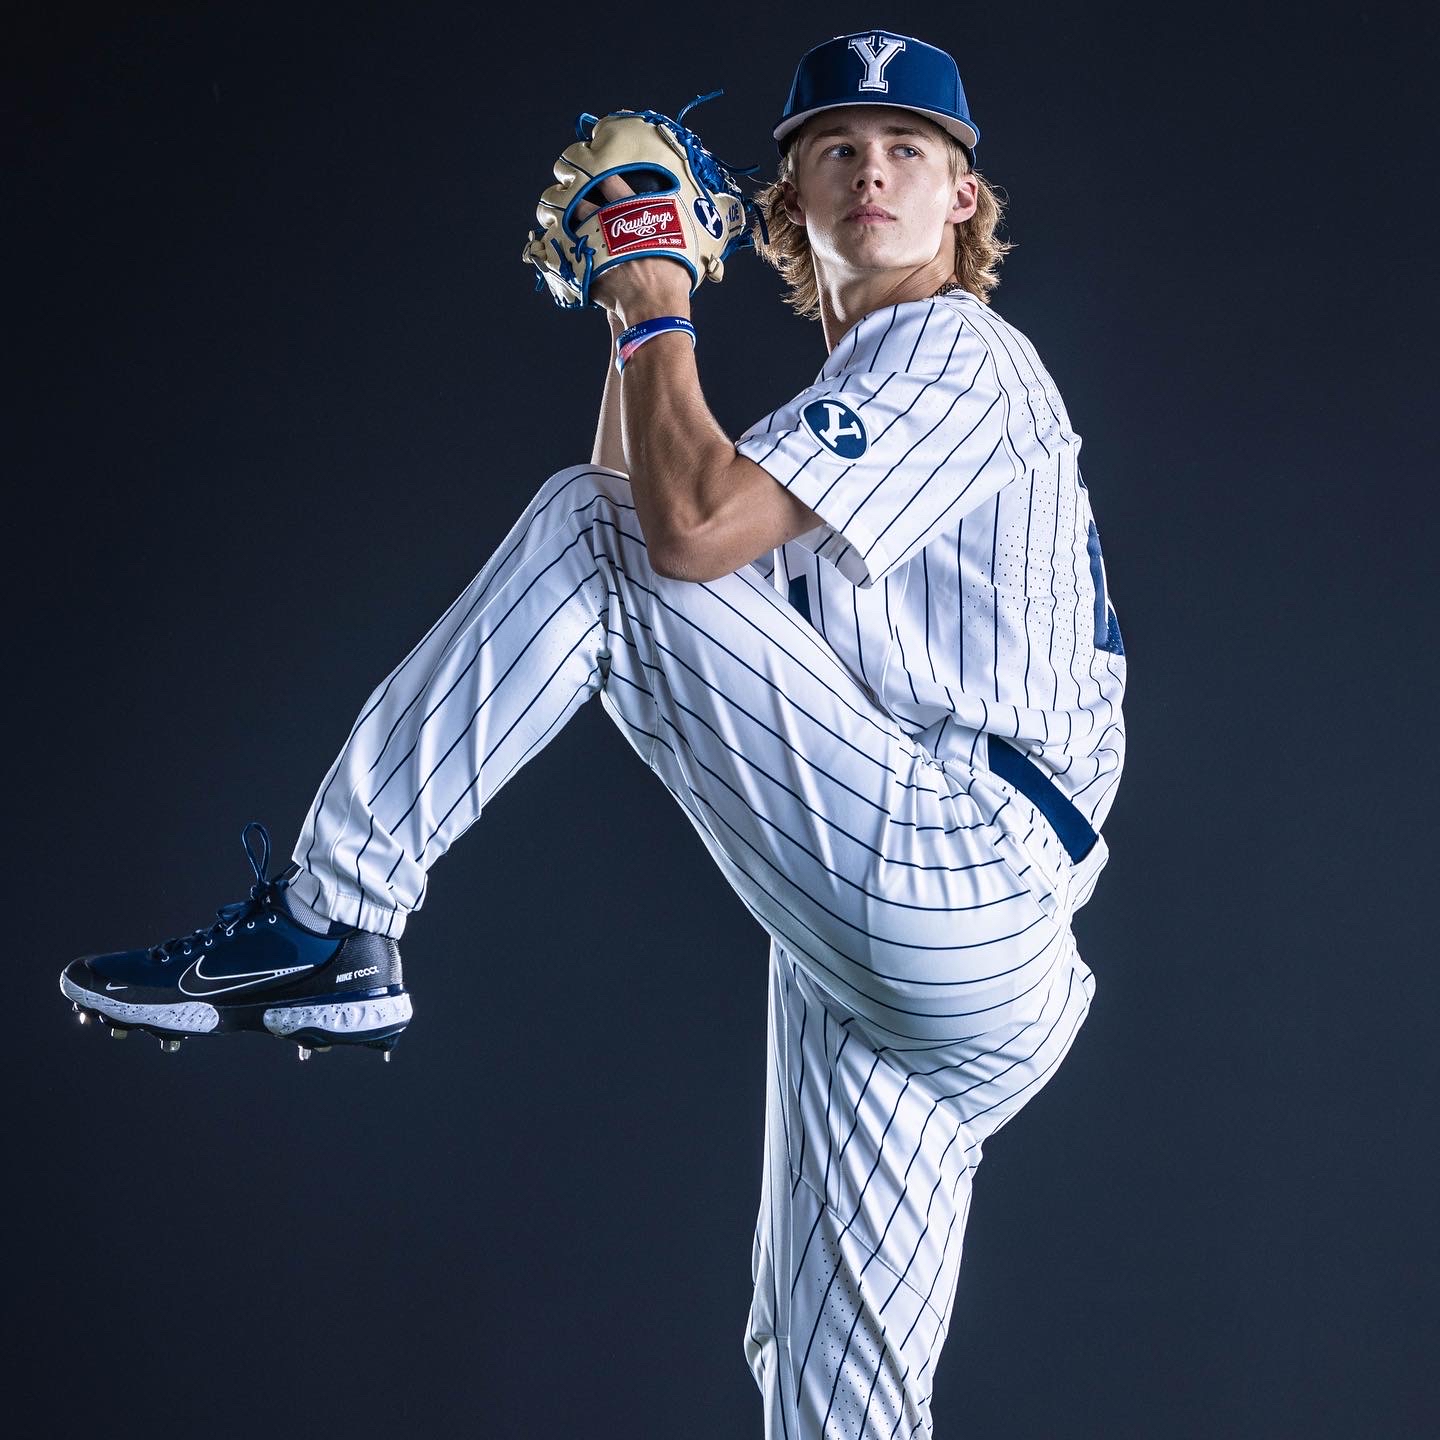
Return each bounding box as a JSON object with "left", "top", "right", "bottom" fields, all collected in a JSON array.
[{"left": 60, "top": 822, "right": 412, "bottom": 1060}]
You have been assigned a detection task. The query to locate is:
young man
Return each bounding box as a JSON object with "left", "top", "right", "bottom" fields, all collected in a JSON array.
[{"left": 60, "top": 30, "right": 1126, "bottom": 1438}]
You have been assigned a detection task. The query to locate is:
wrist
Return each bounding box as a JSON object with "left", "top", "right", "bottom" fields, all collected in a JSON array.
[
  {"left": 615, "top": 316, "right": 696, "bottom": 373},
  {"left": 612, "top": 274, "right": 693, "bottom": 331},
  {"left": 615, "top": 300, "right": 693, "bottom": 330}
]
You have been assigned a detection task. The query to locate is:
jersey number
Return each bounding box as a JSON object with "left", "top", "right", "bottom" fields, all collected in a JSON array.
[
  {"left": 1086, "top": 521, "right": 1125, "bottom": 656},
  {"left": 788, "top": 575, "right": 813, "bottom": 625}
]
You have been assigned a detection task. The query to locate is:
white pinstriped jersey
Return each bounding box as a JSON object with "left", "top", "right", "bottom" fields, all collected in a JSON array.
[{"left": 738, "top": 289, "right": 1126, "bottom": 833}]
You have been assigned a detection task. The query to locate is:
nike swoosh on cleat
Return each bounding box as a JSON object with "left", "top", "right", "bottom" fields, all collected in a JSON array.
[
  {"left": 106, "top": 982, "right": 128, "bottom": 991},
  {"left": 178, "top": 955, "right": 317, "bottom": 998}
]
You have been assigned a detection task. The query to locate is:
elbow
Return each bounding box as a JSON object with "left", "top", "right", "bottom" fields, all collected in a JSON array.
[
  {"left": 641, "top": 519, "right": 688, "bottom": 580},
  {"left": 647, "top": 536, "right": 713, "bottom": 583},
  {"left": 637, "top": 498, "right": 710, "bottom": 582},
  {"left": 637, "top": 505, "right": 685, "bottom": 578},
  {"left": 645, "top": 525, "right": 732, "bottom": 583},
  {"left": 634, "top": 452, "right": 745, "bottom": 582},
  {"left": 648, "top": 548, "right": 690, "bottom": 581}
]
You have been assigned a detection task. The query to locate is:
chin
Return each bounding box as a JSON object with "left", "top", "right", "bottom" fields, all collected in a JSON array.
[
  {"left": 848, "top": 252, "right": 932, "bottom": 279},
  {"left": 830, "top": 236, "right": 917, "bottom": 268}
]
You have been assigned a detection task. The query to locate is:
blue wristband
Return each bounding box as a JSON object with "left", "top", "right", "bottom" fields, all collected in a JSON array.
[{"left": 615, "top": 316, "right": 697, "bottom": 373}]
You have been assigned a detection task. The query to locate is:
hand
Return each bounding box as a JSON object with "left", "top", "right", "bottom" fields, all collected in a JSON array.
[{"left": 576, "top": 175, "right": 695, "bottom": 326}]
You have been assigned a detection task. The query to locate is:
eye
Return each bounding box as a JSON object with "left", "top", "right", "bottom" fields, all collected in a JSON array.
[{"left": 895, "top": 144, "right": 922, "bottom": 158}]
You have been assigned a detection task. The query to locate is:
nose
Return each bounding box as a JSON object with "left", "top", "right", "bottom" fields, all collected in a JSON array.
[{"left": 851, "top": 142, "right": 888, "bottom": 191}]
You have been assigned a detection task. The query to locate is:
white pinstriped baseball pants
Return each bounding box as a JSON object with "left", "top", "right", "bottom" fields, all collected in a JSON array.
[{"left": 290, "top": 464, "right": 1100, "bottom": 1438}]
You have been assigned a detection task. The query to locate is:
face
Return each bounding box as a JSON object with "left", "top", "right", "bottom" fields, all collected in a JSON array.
[{"left": 783, "top": 107, "right": 978, "bottom": 281}]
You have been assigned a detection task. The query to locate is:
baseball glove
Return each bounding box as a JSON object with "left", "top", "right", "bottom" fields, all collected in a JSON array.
[{"left": 522, "top": 97, "right": 763, "bottom": 310}]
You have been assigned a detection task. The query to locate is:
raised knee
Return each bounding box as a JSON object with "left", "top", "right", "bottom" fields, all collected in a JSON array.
[{"left": 544, "top": 462, "right": 629, "bottom": 495}]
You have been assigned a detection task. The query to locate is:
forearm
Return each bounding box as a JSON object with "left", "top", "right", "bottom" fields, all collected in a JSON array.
[
  {"left": 602, "top": 272, "right": 821, "bottom": 582},
  {"left": 618, "top": 327, "right": 745, "bottom": 557},
  {"left": 591, "top": 313, "right": 627, "bottom": 471}
]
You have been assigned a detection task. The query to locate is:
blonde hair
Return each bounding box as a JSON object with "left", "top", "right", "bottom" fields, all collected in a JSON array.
[{"left": 751, "top": 121, "right": 1014, "bottom": 317}]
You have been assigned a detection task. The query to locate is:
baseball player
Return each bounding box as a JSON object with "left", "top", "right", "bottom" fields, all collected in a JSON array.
[{"left": 60, "top": 30, "right": 1126, "bottom": 1438}]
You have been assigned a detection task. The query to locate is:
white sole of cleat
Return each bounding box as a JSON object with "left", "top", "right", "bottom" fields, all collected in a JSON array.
[
  {"left": 61, "top": 976, "right": 220, "bottom": 1033},
  {"left": 263, "top": 993, "right": 412, "bottom": 1038}
]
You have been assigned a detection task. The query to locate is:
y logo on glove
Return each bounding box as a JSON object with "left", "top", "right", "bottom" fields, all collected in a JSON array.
[
  {"left": 693, "top": 196, "right": 727, "bottom": 241},
  {"left": 801, "top": 399, "right": 869, "bottom": 458}
]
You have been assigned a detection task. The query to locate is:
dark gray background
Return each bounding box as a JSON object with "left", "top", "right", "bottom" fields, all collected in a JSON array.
[{"left": 8, "top": 2, "right": 1435, "bottom": 1436}]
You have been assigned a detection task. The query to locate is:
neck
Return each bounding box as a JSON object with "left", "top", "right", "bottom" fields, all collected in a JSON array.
[{"left": 817, "top": 255, "right": 959, "bottom": 352}]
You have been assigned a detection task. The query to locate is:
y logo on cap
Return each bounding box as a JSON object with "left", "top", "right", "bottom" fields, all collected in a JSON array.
[
  {"left": 849, "top": 35, "right": 906, "bottom": 92},
  {"left": 802, "top": 399, "right": 868, "bottom": 458}
]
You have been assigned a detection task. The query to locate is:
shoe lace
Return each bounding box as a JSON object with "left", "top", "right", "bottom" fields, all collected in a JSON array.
[{"left": 150, "top": 821, "right": 284, "bottom": 963}]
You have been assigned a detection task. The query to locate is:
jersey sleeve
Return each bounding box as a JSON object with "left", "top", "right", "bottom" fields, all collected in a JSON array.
[{"left": 737, "top": 300, "right": 1020, "bottom": 588}]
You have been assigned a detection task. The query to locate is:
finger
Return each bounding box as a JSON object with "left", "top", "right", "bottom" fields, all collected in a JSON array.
[{"left": 574, "top": 173, "right": 637, "bottom": 222}]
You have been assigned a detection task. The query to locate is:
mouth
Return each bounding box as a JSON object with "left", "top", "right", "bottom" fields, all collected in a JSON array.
[{"left": 846, "top": 205, "right": 895, "bottom": 223}]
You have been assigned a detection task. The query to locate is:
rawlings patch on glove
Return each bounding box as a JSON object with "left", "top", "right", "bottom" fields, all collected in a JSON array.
[{"left": 523, "top": 97, "right": 763, "bottom": 310}]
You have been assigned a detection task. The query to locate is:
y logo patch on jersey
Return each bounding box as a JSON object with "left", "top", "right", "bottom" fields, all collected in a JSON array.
[{"left": 801, "top": 398, "right": 868, "bottom": 459}]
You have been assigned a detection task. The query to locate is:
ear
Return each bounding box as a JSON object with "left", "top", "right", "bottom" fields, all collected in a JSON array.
[
  {"left": 949, "top": 174, "right": 980, "bottom": 225},
  {"left": 780, "top": 178, "right": 806, "bottom": 228}
]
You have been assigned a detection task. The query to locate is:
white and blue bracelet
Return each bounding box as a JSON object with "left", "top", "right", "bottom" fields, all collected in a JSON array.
[{"left": 615, "top": 316, "right": 696, "bottom": 373}]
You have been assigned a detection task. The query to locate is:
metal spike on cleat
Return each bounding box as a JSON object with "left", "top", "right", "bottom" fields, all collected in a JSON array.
[
  {"left": 76, "top": 1008, "right": 91, "bottom": 1025},
  {"left": 159, "top": 1038, "right": 182, "bottom": 1054},
  {"left": 297, "top": 1046, "right": 312, "bottom": 1061},
  {"left": 109, "top": 1025, "right": 128, "bottom": 1039}
]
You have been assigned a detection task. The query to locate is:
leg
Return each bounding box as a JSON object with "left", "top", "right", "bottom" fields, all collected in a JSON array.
[
  {"left": 745, "top": 940, "right": 1094, "bottom": 1439},
  {"left": 291, "top": 464, "right": 1071, "bottom": 1046},
  {"left": 283, "top": 461, "right": 1099, "bottom": 1421}
]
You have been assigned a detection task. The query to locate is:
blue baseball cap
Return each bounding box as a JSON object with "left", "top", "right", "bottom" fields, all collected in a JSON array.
[{"left": 775, "top": 31, "right": 980, "bottom": 159}]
